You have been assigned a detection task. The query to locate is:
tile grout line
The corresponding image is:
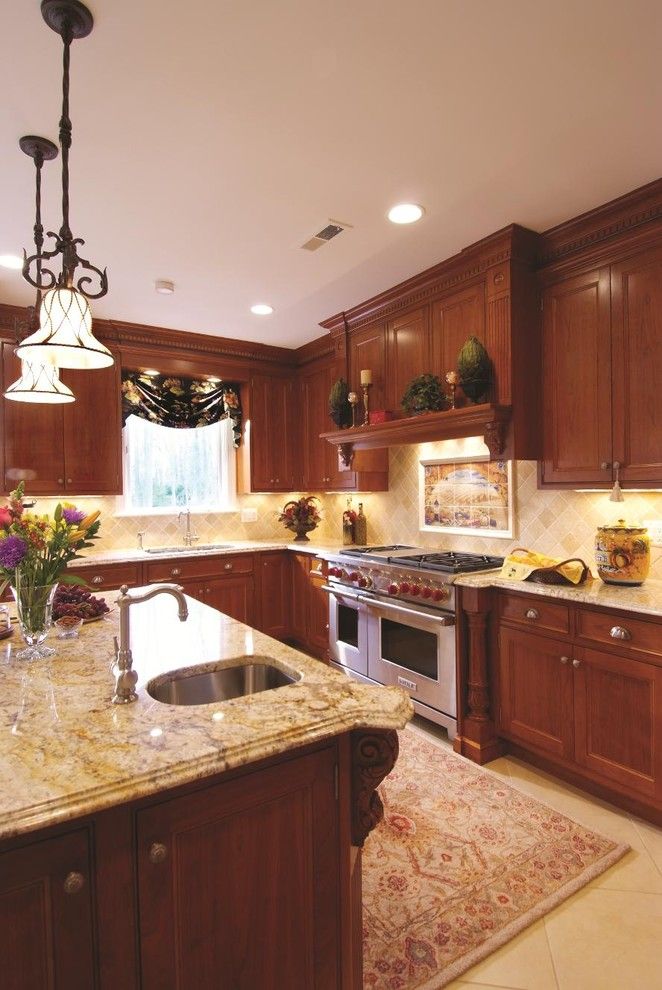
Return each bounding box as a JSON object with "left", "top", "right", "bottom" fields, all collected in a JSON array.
[
  {"left": 542, "top": 911, "right": 562, "bottom": 990},
  {"left": 628, "top": 816, "right": 662, "bottom": 879}
]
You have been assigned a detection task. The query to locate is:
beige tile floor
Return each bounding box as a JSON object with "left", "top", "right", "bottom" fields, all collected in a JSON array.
[{"left": 410, "top": 716, "right": 662, "bottom": 990}]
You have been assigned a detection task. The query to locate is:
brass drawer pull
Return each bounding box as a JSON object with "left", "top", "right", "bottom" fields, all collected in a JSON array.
[
  {"left": 610, "top": 625, "right": 632, "bottom": 641},
  {"left": 560, "top": 655, "right": 570, "bottom": 664},
  {"left": 91, "top": 575, "right": 105, "bottom": 585},
  {"left": 572, "top": 658, "right": 582, "bottom": 668},
  {"left": 171, "top": 567, "right": 182, "bottom": 577},
  {"left": 63, "top": 871, "right": 85, "bottom": 895},
  {"left": 149, "top": 842, "right": 168, "bottom": 865},
  {"left": 525, "top": 608, "right": 539, "bottom": 621},
  {"left": 224, "top": 563, "right": 233, "bottom": 570}
]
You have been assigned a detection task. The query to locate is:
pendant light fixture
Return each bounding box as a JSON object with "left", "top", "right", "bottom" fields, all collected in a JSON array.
[
  {"left": 4, "top": 135, "right": 75, "bottom": 404},
  {"left": 16, "top": 0, "right": 113, "bottom": 371}
]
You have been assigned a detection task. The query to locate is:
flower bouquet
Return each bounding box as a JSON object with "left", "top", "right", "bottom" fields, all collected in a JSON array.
[
  {"left": 278, "top": 495, "right": 322, "bottom": 542},
  {"left": 0, "top": 483, "right": 101, "bottom": 659}
]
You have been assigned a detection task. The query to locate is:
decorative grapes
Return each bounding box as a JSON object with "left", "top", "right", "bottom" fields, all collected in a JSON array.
[{"left": 53, "top": 584, "right": 110, "bottom": 622}]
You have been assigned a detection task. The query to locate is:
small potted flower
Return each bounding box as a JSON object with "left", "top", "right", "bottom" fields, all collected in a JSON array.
[{"left": 278, "top": 495, "right": 322, "bottom": 542}]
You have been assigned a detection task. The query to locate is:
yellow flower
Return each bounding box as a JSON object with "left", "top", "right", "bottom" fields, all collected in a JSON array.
[
  {"left": 79, "top": 510, "right": 100, "bottom": 530},
  {"left": 68, "top": 529, "right": 87, "bottom": 543}
]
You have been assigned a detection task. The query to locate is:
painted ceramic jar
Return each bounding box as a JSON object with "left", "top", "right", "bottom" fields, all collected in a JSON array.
[{"left": 595, "top": 519, "right": 651, "bottom": 586}]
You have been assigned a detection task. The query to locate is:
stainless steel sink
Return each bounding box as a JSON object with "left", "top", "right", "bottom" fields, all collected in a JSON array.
[
  {"left": 145, "top": 544, "right": 233, "bottom": 554},
  {"left": 147, "top": 659, "right": 300, "bottom": 706}
]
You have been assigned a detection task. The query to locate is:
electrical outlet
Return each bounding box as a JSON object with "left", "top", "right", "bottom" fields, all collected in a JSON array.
[
  {"left": 644, "top": 519, "right": 662, "bottom": 547},
  {"left": 241, "top": 507, "right": 258, "bottom": 523}
]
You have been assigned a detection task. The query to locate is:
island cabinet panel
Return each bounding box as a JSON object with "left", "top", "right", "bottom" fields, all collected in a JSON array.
[
  {"left": 540, "top": 268, "right": 613, "bottom": 486},
  {"left": 498, "top": 626, "right": 574, "bottom": 760},
  {"left": 384, "top": 306, "right": 430, "bottom": 412},
  {"left": 0, "top": 828, "right": 96, "bottom": 990},
  {"left": 2, "top": 343, "right": 122, "bottom": 496},
  {"left": 573, "top": 647, "right": 662, "bottom": 800},
  {"left": 611, "top": 246, "right": 662, "bottom": 484},
  {"left": 136, "top": 746, "right": 339, "bottom": 990},
  {"left": 430, "top": 282, "right": 486, "bottom": 386},
  {"left": 257, "top": 551, "right": 291, "bottom": 639}
]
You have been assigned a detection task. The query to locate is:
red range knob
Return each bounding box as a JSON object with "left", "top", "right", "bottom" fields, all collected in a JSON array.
[
  {"left": 358, "top": 576, "right": 371, "bottom": 588},
  {"left": 400, "top": 581, "right": 410, "bottom": 594},
  {"left": 410, "top": 584, "right": 421, "bottom": 596},
  {"left": 421, "top": 586, "right": 432, "bottom": 599},
  {"left": 432, "top": 588, "right": 448, "bottom": 602},
  {"left": 387, "top": 583, "right": 400, "bottom": 595},
  {"left": 329, "top": 566, "right": 340, "bottom": 577},
  {"left": 349, "top": 571, "right": 360, "bottom": 582}
]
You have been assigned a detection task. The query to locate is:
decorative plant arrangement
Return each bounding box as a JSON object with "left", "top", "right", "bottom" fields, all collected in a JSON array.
[
  {"left": 328, "top": 378, "right": 352, "bottom": 428},
  {"left": 401, "top": 374, "right": 447, "bottom": 416},
  {"left": 0, "top": 483, "right": 101, "bottom": 659},
  {"left": 457, "top": 336, "right": 492, "bottom": 403},
  {"left": 278, "top": 495, "right": 322, "bottom": 542}
]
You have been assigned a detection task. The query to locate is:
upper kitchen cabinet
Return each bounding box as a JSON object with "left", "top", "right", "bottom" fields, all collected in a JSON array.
[
  {"left": 430, "top": 282, "right": 486, "bottom": 383},
  {"left": 238, "top": 374, "right": 298, "bottom": 493},
  {"left": 384, "top": 306, "right": 430, "bottom": 411},
  {"left": 2, "top": 342, "right": 122, "bottom": 496},
  {"left": 347, "top": 321, "right": 388, "bottom": 410}
]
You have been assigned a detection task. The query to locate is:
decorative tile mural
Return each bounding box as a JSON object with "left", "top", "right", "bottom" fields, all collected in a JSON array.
[{"left": 419, "top": 457, "right": 513, "bottom": 537}]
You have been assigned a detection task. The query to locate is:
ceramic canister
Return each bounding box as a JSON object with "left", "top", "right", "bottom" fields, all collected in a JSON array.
[{"left": 595, "top": 519, "right": 651, "bottom": 586}]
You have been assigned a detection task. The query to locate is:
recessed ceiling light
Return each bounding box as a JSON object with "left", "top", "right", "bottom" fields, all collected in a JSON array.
[
  {"left": 155, "top": 279, "right": 175, "bottom": 294},
  {"left": 0, "top": 254, "right": 23, "bottom": 270},
  {"left": 250, "top": 303, "right": 274, "bottom": 316},
  {"left": 387, "top": 203, "right": 425, "bottom": 225}
]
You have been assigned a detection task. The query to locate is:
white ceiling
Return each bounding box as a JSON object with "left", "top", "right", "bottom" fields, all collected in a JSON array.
[{"left": 2, "top": 0, "right": 662, "bottom": 348}]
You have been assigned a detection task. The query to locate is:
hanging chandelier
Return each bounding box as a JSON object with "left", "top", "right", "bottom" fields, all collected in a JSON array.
[
  {"left": 4, "top": 135, "right": 76, "bottom": 404},
  {"left": 16, "top": 0, "right": 113, "bottom": 371}
]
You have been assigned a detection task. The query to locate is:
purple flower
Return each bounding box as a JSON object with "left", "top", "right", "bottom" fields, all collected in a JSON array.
[
  {"left": 63, "top": 507, "right": 86, "bottom": 526},
  {"left": 0, "top": 535, "right": 27, "bottom": 569}
]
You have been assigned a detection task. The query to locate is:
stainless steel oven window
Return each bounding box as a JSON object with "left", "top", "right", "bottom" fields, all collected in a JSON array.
[
  {"left": 379, "top": 617, "right": 439, "bottom": 680},
  {"left": 337, "top": 603, "right": 359, "bottom": 649}
]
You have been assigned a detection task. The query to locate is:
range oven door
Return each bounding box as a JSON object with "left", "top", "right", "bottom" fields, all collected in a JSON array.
[
  {"left": 361, "top": 595, "right": 457, "bottom": 718},
  {"left": 324, "top": 585, "right": 369, "bottom": 676}
]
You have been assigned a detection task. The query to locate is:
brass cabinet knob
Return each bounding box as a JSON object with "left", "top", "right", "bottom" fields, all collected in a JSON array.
[
  {"left": 610, "top": 625, "right": 632, "bottom": 641},
  {"left": 67, "top": 478, "right": 73, "bottom": 484},
  {"left": 525, "top": 608, "right": 539, "bottom": 621},
  {"left": 560, "top": 655, "right": 570, "bottom": 664},
  {"left": 600, "top": 461, "right": 611, "bottom": 470},
  {"left": 58, "top": 478, "right": 64, "bottom": 485},
  {"left": 63, "top": 871, "right": 85, "bottom": 895},
  {"left": 224, "top": 563, "right": 232, "bottom": 570},
  {"left": 92, "top": 575, "right": 104, "bottom": 585},
  {"left": 572, "top": 658, "right": 582, "bottom": 668},
  {"left": 171, "top": 567, "right": 182, "bottom": 577},
  {"left": 148, "top": 842, "right": 168, "bottom": 864}
]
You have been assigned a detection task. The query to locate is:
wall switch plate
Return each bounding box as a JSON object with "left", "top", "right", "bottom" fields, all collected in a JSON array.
[
  {"left": 644, "top": 520, "right": 662, "bottom": 547},
  {"left": 241, "top": 507, "right": 258, "bottom": 523}
]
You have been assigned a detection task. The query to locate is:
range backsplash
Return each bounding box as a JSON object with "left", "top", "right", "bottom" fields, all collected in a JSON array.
[{"left": 27, "top": 440, "right": 662, "bottom": 580}]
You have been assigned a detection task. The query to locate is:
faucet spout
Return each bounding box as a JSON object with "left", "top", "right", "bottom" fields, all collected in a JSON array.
[{"left": 112, "top": 583, "right": 189, "bottom": 705}]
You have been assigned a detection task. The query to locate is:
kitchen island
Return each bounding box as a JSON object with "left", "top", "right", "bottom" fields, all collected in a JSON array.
[{"left": 0, "top": 591, "right": 412, "bottom": 989}]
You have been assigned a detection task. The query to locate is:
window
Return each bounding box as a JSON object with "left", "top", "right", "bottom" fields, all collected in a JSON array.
[{"left": 121, "top": 415, "right": 237, "bottom": 514}]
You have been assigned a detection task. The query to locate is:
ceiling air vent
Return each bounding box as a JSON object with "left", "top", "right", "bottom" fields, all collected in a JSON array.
[{"left": 301, "top": 219, "right": 351, "bottom": 252}]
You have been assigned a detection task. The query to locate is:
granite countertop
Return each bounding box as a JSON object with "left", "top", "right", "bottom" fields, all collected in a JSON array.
[
  {"left": 454, "top": 572, "right": 662, "bottom": 618},
  {"left": 71, "top": 540, "right": 344, "bottom": 567},
  {"left": 0, "top": 593, "right": 412, "bottom": 842}
]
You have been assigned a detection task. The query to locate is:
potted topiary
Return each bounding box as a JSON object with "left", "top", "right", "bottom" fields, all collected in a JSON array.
[
  {"left": 328, "top": 378, "right": 352, "bottom": 428},
  {"left": 457, "top": 336, "right": 492, "bottom": 403},
  {"left": 401, "top": 374, "right": 446, "bottom": 416}
]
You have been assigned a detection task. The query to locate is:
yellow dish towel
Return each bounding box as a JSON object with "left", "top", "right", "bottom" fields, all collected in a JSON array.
[{"left": 500, "top": 548, "right": 588, "bottom": 585}]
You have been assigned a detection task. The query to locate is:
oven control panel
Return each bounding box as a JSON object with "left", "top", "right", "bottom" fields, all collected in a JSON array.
[{"left": 327, "top": 562, "right": 454, "bottom": 611}]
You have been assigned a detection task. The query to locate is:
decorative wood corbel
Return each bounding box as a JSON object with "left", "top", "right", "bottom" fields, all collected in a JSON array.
[
  {"left": 350, "top": 729, "right": 399, "bottom": 846},
  {"left": 483, "top": 419, "right": 507, "bottom": 459}
]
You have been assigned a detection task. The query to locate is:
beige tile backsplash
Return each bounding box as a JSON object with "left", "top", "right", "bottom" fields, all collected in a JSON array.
[{"left": 32, "top": 440, "right": 662, "bottom": 579}]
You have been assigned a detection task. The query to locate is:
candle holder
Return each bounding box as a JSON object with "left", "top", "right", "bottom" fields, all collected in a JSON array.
[
  {"left": 361, "top": 383, "right": 372, "bottom": 425},
  {"left": 348, "top": 391, "right": 359, "bottom": 428},
  {"left": 445, "top": 370, "right": 459, "bottom": 410}
]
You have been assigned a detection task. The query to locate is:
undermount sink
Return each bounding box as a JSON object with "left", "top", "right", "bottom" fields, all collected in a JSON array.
[
  {"left": 145, "top": 544, "right": 233, "bottom": 554},
  {"left": 147, "top": 658, "right": 300, "bottom": 706}
]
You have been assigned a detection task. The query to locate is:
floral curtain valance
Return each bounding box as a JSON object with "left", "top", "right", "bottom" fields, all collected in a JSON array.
[{"left": 121, "top": 371, "right": 243, "bottom": 446}]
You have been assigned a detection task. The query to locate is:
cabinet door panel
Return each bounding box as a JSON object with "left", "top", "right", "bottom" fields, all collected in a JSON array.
[
  {"left": 611, "top": 248, "right": 662, "bottom": 484},
  {"left": 204, "top": 575, "right": 254, "bottom": 625},
  {"left": 301, "top": 365, "right": 329, "bottom": 490},
  {"left": 307, "top": 565, "right": 330, "bottom": 658},
  {"left": 258, "top": 552, "right": 291, "bottom": 639},
  {"left": 574, "top": 647, "right": 662, "bottom": 799},
  {"left": 498, "top": 626, "right": 574, "bottom": 759},
  {"left": 348, "top": 322, "right": 387, "bottom": 411},
  {"left": 62, "top": 357, "right": 122, "bottom": 494},
  {"left": 386, "top": 306, "right": 430, "bottom": 411},
  {"left": 431, "top": 282, "right": 486, "bottom": 385},
  {"left": 0, "top": 829, "right": 95, "bottom": 990},
  {"left": 540, "top": 269, "right": 612, "bottom": 485},
  {"left": 2, "top": 344, "right": 65, "bottom": 494},
  {"left": 249, "top": 376, "right": 295, "bottom": 492},
  {"left": 137, "top": 747, "right": 339, "bottom": 990},
  {"left": 290, "top": 551, "right": 310, "bottom": 644}
]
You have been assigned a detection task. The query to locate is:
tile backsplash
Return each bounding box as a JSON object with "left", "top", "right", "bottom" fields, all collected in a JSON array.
[{"left": 30, "top": 439, "right": 662, "bottom": 580}]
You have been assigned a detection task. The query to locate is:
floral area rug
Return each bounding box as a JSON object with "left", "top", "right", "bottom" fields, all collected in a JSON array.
[{"left": 362, "top": 726, "right": 628, "bottom": 989}]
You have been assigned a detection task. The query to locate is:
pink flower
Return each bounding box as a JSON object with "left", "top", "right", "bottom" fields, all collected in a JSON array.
[{"left": 0, "top": 507, "right": 12, "bottom": 529}]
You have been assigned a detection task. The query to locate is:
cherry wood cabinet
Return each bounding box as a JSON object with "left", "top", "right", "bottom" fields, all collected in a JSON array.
[
  {"left": 430, "top": 282, "right": 486, "bottom": 387},
  {"left": 65, "top": 560, "right": 142, "bottom": 591},
  {"left": 2, "top": 342, "right": 122, "bottom": 496},
  {"left": 290, "top": 552, "right": 329, "bottom": 659},
  {"left": 0, "top": 828, "right": 96, "bottom": 990},
  {"left": 257, "top": 551, "right": 291, "bottom": 639},
  {"left": 203, "top": 574, "right": 254, "bottom": 625},
  {"left": 239, "top": 374, "right": 297, "bottom": 493},
  {"left": 347, "top": 322, "right": 387, "bottom": 411},
  {"left": 384, "top": 306, "right": 430, "bottom": 412}
]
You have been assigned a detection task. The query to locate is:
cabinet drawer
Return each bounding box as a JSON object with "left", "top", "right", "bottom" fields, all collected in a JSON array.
[
  {"left": 499, "top": 592, "right": 570, "bottom": 636},
  {"left": 577, "top": 609, "right": 662, "bottom": 660},
  {"left": 67, "top": 561, "right": 142, "bottom": 590},
  {"left": 145, "top": 553, "right": 254, "bottom": 584}
]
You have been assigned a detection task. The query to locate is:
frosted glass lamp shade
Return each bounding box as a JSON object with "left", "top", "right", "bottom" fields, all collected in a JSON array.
[
  {"left": 16, "top": 287, "right": 114, "bottom": 370},
  {"left": 4, "top": 359, "right": 75, "bottom": 404}
]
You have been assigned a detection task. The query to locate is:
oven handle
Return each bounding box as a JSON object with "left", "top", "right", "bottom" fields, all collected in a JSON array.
[
  {"left": 321, "top": 583, "right": 363, "bottom": 602},
  {"left": 356, "top": 594, "right": 455, "bottom": 626}
]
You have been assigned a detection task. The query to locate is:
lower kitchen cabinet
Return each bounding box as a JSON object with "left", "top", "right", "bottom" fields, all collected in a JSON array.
[
  {"left": 202, "top": 574, "right": 254, "bottom": 625},
  {"left": 0, "top": 828, "right": 96, "bottom": 990},
  {"left": 290, "top": 553, "right": 329, "bottom": 659},
  {"left": 65, "top": 560, "right": 142, "bottom": 592},
  {"left": 257, "top": 551, "right": 291, "bottom": 639},
  {"left": 144, "top": 553, "right": 255, "bottom": 623},
  {"left": 136, "top": 745, "right": 339, "bottom": 989}
]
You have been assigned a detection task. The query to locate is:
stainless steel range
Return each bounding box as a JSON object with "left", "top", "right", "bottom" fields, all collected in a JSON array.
[{"left": 322, "top": 546, "right": 503, "bottom": 739}]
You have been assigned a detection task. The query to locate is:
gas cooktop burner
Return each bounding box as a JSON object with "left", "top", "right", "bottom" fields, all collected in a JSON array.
[
  {"left": 393, "top": 551, "right": 504, "bottom": 573},
  {"left": 340, "top": 545, "right": 414, "bottom": 557}
]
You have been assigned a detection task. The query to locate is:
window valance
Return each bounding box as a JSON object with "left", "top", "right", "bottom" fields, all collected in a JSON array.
[{"left": 121, "top": 371, "right": 243, "bottom": 446}]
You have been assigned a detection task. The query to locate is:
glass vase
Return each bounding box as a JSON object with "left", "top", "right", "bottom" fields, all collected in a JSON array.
[{"left": 11, "top": 580, "right": 57, "bottom": 660}]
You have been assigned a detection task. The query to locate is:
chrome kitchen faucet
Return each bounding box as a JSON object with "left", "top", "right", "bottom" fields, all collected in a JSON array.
[
  {"left": 178, "top": 508, "right": 199, "bottom": 547},
  {"left": 112, "top": 584, "right": 189, "bottom": 704}
]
